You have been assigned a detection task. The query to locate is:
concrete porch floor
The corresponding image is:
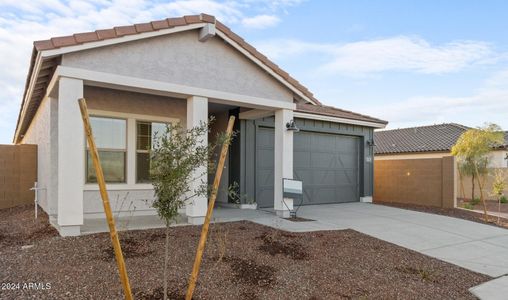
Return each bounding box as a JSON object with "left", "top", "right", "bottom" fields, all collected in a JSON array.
[{"left": 83, "top": 203, "right": 508, "bottom": 279}]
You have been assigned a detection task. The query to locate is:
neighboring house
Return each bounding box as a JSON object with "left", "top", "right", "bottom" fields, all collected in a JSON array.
[
  {"left": 374, "top": 123, "right": 508, "bottom": 203},
  {"left": 374, "top": 123, "right": 508, "bottom": 167},
  {"left": 15, "top": 14, "right": 387, "bottom": 236}
]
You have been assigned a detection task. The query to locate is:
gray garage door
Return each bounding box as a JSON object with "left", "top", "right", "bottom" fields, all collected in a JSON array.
[{"left": 256, "top": 128, "right": 360, "bottom": 208}]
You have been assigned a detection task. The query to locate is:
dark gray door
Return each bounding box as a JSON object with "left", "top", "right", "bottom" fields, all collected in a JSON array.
[{"left": 256, "top": 128, "right": 360, "bottom": 208}]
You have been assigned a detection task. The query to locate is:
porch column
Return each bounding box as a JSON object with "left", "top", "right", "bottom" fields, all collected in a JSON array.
[
  {"left": 274, "top": 109, "right": 294, "bottom": 217},
  {"left": 57, "top": 77, "right": 84, "bottom": 236},
  {"left": 186, "top": 96, "right": 208, "bottom": 224}
]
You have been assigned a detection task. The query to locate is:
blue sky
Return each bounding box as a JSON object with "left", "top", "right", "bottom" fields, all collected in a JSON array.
[{"left": 1, "top": 0, "right": 508, "bottom": 144}]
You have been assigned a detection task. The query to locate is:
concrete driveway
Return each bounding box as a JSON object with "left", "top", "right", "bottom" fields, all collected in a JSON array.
[{"left": 214, "top": 202, "right": 508, "bottom": 277}]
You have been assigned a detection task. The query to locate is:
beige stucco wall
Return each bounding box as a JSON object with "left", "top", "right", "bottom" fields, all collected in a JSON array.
[
  {"left": 62, "top": 30, "right": 293, "bottom": 102},
  {"left": 458, "top": 168, "right": 508, "bottom": 200},
  {"left": 85, "top": 86, "right": 187, "bottom": 124}
]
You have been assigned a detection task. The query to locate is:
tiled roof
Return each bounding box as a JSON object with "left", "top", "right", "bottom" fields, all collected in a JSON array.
[
  {"left": 30, "top": 13, "right": 321, "bottom": 105},
  {"left": 15, "top": 13, "right": 388, "bottom": 143},
  {"left": 374, "top": 123, "right": 470, "bottom": 154},
  {"left": 296, "top": 103, "right": 388, "bottom": 125}
]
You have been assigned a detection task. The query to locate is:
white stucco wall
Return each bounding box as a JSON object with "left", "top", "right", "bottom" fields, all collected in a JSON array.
[
  {"left": 62, "top": 30, "right": 293, "bottom": 102},
  {"left": 21, "top": 96, "right": 58, "bottom": 217}
]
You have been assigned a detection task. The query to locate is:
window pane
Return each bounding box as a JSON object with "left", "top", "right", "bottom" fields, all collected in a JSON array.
[
  {"left": 151, "top": 122, "right": 167, "bottom": 149},
  {"left": 137, "top": 122, "right": 151, "bottom": 150},
  {"left": 87, "top": 151, "right": 126, "bottom": 183},
  {"left": 90, "top": 117, "right": 126, "bottom": 149},
  {"left": 136, "top": 152, "right": 150, "bottom": 183}
]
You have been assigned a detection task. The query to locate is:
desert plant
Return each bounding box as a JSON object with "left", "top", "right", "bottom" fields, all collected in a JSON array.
[
  {"left": 501, "top": 195, "right": 507, "bottom": 204},
  {"left": 463, "top": 203, "right": 474, "bottom": 210},
  {"left": 471, "top": 197, "right": 480, "bottom": 206},
  {"left": 451, "top": 123, "right": 504, "bottom": 222},
  {"left": 491, "top": 169, "right": 507, "bottom": 224}
]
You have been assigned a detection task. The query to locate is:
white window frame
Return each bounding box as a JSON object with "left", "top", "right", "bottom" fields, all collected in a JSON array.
[
  {"left": 85, "top": 116, "right": 127, "bottom": 184},
  {"left": 135, "top": 120, "right": 169, "bottom": 183},
  {"left": 84, "top": 109, "right": 179, "bottom": 191}
]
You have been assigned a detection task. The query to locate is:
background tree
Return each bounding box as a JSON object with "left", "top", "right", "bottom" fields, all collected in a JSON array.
[
  {"left": 451, "top": 123, "right": 504, "bottom": 221},
  {"left": 491, "top": 169, "right": 506, "bottom": 224},
  {"left": 457, "top": 158, "right": 476, "bottom": 200},
  {"left": 149, "top": 118, "right": 233, "bottom": 299}
]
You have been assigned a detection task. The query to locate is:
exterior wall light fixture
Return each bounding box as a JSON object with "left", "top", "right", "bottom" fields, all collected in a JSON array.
[{"left": 286, "top": 119, "right": 300, "bottom": 132}]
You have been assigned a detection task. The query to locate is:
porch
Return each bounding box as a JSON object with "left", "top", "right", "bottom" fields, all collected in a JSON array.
[{"left": 49, "top": 70, "right": 296, "bottom": 236}]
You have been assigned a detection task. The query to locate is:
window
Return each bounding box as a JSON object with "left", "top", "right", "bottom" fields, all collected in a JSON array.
[
  {"left": 136, "top": 121, "right": 167, "bottom": 183},
  {"left": 86, "top": 117, "right": 127, "bottom": 183}
]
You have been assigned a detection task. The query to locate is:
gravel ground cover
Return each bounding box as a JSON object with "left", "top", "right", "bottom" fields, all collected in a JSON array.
[
  {"left": 458, "top": 198, "right": 508, "bottom": 214},
  {"left": 0, "top": 205, "right": 489, "bottom": 299},
  {"left": 377, "top": 201, "right": 508, "bottom": 229}
]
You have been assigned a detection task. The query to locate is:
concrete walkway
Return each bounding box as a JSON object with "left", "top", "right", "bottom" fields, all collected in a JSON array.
[{"left": 214, "top": 203, "right": 508, "bottom": 278}]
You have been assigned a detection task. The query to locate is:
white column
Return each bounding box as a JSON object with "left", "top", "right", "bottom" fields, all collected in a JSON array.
[
  {"left": 57, "top": 77, "right": 84, "bottom": 236},
  {"left": 186, "top": 96, "right": 208, "bottom": 224},
  {"left": 274, "top": 109, "right": 294, "bottom": 217},
  {"left": 126, "top": 118, "right": 136, "bottom": 185}
]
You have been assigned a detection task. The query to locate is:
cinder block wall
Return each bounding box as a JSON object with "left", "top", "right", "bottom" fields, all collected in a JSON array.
[
  {"left": 373, "top": 156, "right": 456, "bottom": 208},
  {"left": 0, "top": 144, "right": 37, "bottom": 209}
]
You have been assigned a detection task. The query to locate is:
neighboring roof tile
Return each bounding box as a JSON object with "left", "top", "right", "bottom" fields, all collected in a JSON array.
[
  {"left": 374, "top": 123, "right": 470, "bottom": 154},
  {"left": 296, "top": 103, "right": 388, "bottom": 125}
]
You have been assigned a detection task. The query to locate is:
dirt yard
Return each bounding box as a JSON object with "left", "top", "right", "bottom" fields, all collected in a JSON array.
[
  {"left": 0, "top": 205, "right": 489, "bottom": 299},
  {"left": 378, "top": 201, "right": 508, "bottom": 229}
]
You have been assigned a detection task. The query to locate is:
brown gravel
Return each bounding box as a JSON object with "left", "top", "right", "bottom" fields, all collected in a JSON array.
[
  {"left": 0, "top": 205, "right": 489, "bottom": 299},
  {"left": 458, "top": 198, "right": 508, "bottom": 214},
  {"left": 377, "top": 201, "right": 508, "bottom": 229},
  {"left": 0, "top": 204, "right": 58, "bottom": 249}
]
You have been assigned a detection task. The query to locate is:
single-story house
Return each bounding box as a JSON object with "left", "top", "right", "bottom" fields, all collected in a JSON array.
[
  {"left": 14, "top": 14, "right": 387, "bottom": 236},
  {"left": 373, "top": 123, "right": 508, "bottom": 204},
  {"left": 374, "top": 123, "right": 508, "bottom": 166}
]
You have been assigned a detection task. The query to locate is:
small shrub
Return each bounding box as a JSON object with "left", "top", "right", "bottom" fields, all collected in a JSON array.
[
  {"left": 501, "top": 196, "right": 507, "bottom": 204},
  {"left": 463, "top": 203, "right": 474, "bottom": 210},
  {"left": 471, "top": 197, "right": 480, "bottom": 205}
]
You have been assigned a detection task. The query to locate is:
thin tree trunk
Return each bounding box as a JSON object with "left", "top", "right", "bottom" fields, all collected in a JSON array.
[
  {"left": 474, "top": 167, "right": 488, "bottom": 222},
  {"left": 471, "top": 173, "right": 475, "bottom": 201},
  {"left": 499, "top": 197, "right": 501, "bottom": 224},
  {"left": 164, "top": 222, "right": 170, "bottom": 300}
]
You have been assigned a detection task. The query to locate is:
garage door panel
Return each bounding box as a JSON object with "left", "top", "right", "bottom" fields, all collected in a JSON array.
[
  {"left": 313, "top": 170, "right": 336, "bottom": 185},
  {"left": 256, "top": 128, "right": 360, "bottom": 208},
  {"left": 294, "top": 151, "right": 311, "bottom": 168}
]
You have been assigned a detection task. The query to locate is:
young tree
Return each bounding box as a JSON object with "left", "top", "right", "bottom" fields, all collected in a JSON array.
[
  {"left": 149, "top": 118, "right": 235, "bottom": 299},
  {"left": 491, "top": 169, "right": 506, "bottom": 224},
  {"left": 451, "top": 123, "right": 505, "bottom": 221}
]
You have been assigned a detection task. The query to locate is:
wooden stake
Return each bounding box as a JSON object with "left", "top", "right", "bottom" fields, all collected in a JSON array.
[
  {"left": 186, "top": 116, "right": 236, "bottom": 300},
  {"left": 78, "top": 98, "right": 133, "bottom": 300}
]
